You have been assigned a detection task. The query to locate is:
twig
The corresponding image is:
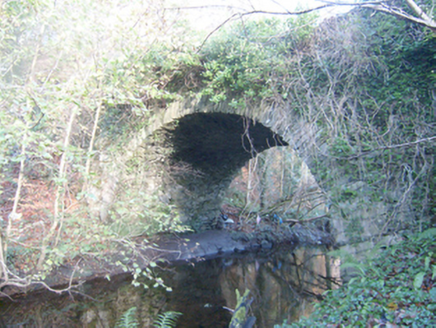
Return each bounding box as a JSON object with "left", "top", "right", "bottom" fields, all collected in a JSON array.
[
  {"left": 318, "top": 136, "right": 436, "bottom": 160},
  {"left": 197, "top": 5, "right": 334, "bottom": 51},
  {"left": 3, "top": 133, "right": 27, "bottom": 281},
  {"left": 37, "top": 106, "right": 77, "bottom": 269},
  {"left": 344, "top": 136, "right": 436, "bottom": 160},
  {"left": 198, "top": 0, "right": 436, "bottom": 52},
  {"left": 0, "top": 257, "right": 83, "bottom": 297},
  {"left": 35, "top": 280, "right": 84, "bottom": 295},
  {"left": 85, "top": 92, "right": 103, "bottom": 177},
  {"left": 69, "top": 258, "right": 82, "bottom": 289},
  {"left": 284, "top": 213, "right": 330, "bottom": 224},
  {"left": 320, "top": 0, "right": 436, "bottom": 31},
  {"left": 165, "top": 5, "right": 247, "bottom": 11}
]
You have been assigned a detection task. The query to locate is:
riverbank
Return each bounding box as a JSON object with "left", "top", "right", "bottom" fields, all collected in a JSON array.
[
  {"left": 277, "top": 228, "right": 436, "bottom": 327},
  {"left": 0, "top": 240, "right": 336, "bottom": 327},
  {"left": 1, "top": 224, "right": 334, "bottom": 299}
]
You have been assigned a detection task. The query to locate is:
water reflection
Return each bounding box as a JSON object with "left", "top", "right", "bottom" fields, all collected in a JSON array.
[
  {"left": 217, "top": 246, "right": 341, "bottom": 327},
  {"left": 0, "top": 246, "right": 340, "bottom": 327}
]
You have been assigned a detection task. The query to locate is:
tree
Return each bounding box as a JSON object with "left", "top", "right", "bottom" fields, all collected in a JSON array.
[
  {"left": 0, "top": 0, "right": 193, "bottom": 291},
  {"left": 191, "top": 0, "right": 436, "bottom": 49}
]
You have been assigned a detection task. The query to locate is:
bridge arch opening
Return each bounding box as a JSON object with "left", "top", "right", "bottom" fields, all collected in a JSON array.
[{"left": 157, "top": 112, "right": 288, "bottom": 225}]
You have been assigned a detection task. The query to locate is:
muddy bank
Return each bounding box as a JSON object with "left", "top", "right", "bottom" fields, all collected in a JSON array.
[{"left": 1, "top": 226, "right": 333, "bottom": 298}]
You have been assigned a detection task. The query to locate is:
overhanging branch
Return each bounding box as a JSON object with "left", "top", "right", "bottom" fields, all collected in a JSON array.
[
  {"left": 197, "top": 4, "right": 335, "bottom": 51},
  {"left": 322, "top": 0, "right": 436, "bottom": 31},
  {"left": 195, "top": 0, "right": 436, "bottom": 50},
  {"left": 344, "top": 136, "right": 436, "bottom": 160}
]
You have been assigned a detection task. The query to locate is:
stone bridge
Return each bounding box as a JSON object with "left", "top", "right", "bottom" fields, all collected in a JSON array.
[
  {"left": 96, "top": 97, "right": 400, "bottom": 243},
  {"left": 133, "top": 98, "right": 322, "bottom": 224}
]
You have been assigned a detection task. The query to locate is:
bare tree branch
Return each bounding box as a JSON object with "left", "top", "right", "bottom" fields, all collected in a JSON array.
[
  {"left": 198, "top": 5, "right": 335, "bottom": 51},
  {"left": 37, "top": 106, "right": 77, "bottom": 270},
  {"left": 195, "top": 0, "right": 436, "bottom": 51},
  {"left": 404, "top": 0, "right": 434, "bottom": 21},
  {"left": 341, "top": 136, "right": 436, "bottom": 160},
  {"left": 377, "top": 136, "right": 436, "bottom": 150},
  {"left": 284, "top": 213, "right": 330, "bottom": 224},
  {"left": 320, "top": 0, "right": 436, "bottom": 31},
  {"left": 165, "top": 5, "right": 248, "bottom": 11},
  {"left": 0, "top": 259, "right": 83, "bottom": 298}
]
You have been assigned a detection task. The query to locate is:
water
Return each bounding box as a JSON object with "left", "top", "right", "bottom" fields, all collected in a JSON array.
[{"left": 0, "top": 245, "right": 340, "bottom": 327}]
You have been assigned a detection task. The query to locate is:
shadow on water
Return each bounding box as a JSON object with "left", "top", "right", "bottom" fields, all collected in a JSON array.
[{"left": 0, "top": 246, "right": 340, "bottom": 327}]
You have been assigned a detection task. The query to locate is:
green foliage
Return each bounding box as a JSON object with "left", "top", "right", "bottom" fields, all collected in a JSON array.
[
  {"left": 109, "top": 193, "right": 184, "bottom": 237},
  {"left": 276, "top": 228, "right": 436, "bottom": 327},
  {"left": 199, "top": 15, "right": 317, "bottom": 105},
  {"left": 299, "top": 8, "right": 435, "bottom": 240},
  {"left": 153, "top": 311, "right": 182, "bottom": 328},
  {"left": 197, "top": 7, "right": 435, "bottom": 232},
  {"left": 115, "top": 307, "right": 139, "bottom": 328},
  {"left": 1, "top": 0, "right": 435, "bottom": 296},
  {"left": 0, "top": 0, "right": 198, "bottom": 284}
]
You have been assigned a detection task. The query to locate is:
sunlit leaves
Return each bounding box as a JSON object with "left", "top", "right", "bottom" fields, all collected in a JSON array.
[{"left": 199, "top": 16, "right": 317, "bottom": 106}]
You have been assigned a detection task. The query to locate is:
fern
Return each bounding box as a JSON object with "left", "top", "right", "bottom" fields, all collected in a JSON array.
[
  {"left": 153, "top": 311, "right": 182, "bottom": 328},
  {"left": 417, "top": 227, "right": 436, "bottom": 240},
  {"left": 115, "top": 307, "right": 139, "bottom": 328}
]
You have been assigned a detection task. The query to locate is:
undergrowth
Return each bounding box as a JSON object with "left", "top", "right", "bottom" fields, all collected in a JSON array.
[
  {"left": 153, "top": 311, "right": 182, "bottom": 328},
  {"left": 276, "top": 228, "right": 436, "bottom": 327}
]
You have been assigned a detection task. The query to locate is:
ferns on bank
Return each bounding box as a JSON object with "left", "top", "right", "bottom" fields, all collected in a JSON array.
[
  {"left": 153, "top": 311, "right": 182, "bottom": 328},
  {"left": 115, "top": 307, "right": 139, "bottom": 328}
]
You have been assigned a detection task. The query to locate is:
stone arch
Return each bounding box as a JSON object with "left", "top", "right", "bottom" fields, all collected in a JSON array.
[
  {"left": 139, "top": 98, "right": 319, "bottom": 225},
  {"left": 99, "top": 96, "right": 414, "bottom": 244}
]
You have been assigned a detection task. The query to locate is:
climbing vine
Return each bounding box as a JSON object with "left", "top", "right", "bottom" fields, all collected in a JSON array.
[{"left": 191, "top": 6, "right": 436, "bottom": 241}]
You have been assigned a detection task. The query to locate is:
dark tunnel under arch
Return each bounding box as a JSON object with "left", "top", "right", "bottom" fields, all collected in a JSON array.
[{"left": 159, "top": 112, "right": 288, "bottom": 224}]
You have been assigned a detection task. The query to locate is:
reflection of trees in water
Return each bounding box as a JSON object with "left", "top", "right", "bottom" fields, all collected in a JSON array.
[
  {"left": 1, "top": 247, "right": 340, "bottom": 327},
  {"left": 218, "top": 247, "right": 341, "bottom": 326},
  {"left": 163, "top": 259, "right": 231, "bottom": 328}
]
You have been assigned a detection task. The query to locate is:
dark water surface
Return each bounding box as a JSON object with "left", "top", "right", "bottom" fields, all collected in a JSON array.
[{"left": 0, "top": 245, "right": 340, "bottom": 327}]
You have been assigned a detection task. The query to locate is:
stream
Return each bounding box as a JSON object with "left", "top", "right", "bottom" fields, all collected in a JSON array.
[{"left": 0, "top": 245, "right": 340, "bottom": 327}]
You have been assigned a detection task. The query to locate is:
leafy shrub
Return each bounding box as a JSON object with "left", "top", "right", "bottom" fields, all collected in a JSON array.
[{"left": 276, "top": 228, "right": 436, "bottom": 327}]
